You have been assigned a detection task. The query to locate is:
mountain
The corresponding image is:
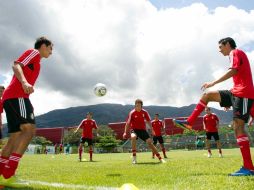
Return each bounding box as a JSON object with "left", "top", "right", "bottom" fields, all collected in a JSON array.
[{"left": 35, "top": 103, "right": 233, "bottom": 128}]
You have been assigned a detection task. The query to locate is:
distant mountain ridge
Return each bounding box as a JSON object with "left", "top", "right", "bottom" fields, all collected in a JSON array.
[{"left": 35, "top": 103, "right": 233, "bottom": 128}]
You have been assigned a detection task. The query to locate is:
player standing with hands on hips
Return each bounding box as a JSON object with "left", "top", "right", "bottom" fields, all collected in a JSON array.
[
  {"left": 123, "top": 99, "right": 165, "bottom": 164},
  {"left": 0, "top": 37, "right": 53, "bottom": 179},
  {"left": 174, "top": 37, "right": 254, "bottom": 176}
]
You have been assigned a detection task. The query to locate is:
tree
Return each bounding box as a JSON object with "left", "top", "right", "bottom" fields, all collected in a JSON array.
[
  {"left": 31, "top": 136, "right": 52, "bottom": 146},
  {"left": 96, "top": 136, "right": 121, "bottom": 152},
  {"left": 63, "top": 128, "right": 81, "bottom": 145}
]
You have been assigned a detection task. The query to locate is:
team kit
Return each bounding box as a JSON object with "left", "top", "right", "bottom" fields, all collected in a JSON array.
[{"left": 0, "top": 36, "right": 254, "bottom": 186}]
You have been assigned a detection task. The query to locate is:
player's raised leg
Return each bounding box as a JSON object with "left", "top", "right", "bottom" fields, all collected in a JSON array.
[{"left": 173, "top": 91, "right": 221, "bottom": 129}]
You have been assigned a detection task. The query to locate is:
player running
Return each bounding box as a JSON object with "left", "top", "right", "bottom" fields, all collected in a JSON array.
[
  {"left": 123, "top": 99, "right": 165, "bottom": 164},
  {"left": 0, "top": 37, "right": 53, "bottom": 179},
  {"left": 75, "top": 112, "right": 98, "bottom": 162},
  {"left": 173, "top": 37, "right": 254, "bottom": 176},
  {"left": 203, "top": 107, "right": 222, "bottom": 158},
  {"left": 151, "top": 113, "right": 167, "bottom": 159}
]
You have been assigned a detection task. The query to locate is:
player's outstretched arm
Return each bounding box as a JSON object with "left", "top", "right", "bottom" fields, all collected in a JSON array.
[
  {"left": 201, "top": 69, "right": 237, "bottom": 91},
  {"left": 74, "top": 124, "right": 81, "bottom": 133}
]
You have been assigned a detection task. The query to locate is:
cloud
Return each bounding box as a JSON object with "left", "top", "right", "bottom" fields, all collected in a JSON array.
[{"left": 0, "top": 0, "right": 254, "bottom": 116}]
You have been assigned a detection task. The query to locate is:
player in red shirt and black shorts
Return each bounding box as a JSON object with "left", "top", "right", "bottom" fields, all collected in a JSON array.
[
  {"left": 203, "top": 107, "right": 222, "bottom": 158},
  {"left": 174, "top": 37, "right": 254, "bottom": 176},
  {"left": 151, "top": 113, "right": 167, "bottom": 158},
  {"left": 75, "top": 112, "right": 98, "bottom": 162},
  {"left": 0, "top": 37, "right": 53, "bottom": 179},
  {"left": 123, "top": 99, "right": 165, "bottom": 164}
]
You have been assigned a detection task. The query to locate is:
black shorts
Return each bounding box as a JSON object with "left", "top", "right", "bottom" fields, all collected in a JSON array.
[
  {"left": 206, "top": 132, "right": 220, "bottom": 141},
  {"left": 130, "top": 129, "right": 150, "bottom": 142},
  {"left": 219, "top": 90, "right": 253, "bottom": 123},
  {"left": 80, "top": 137, "right": 93, "bottom": 146},
  {"left": 153, "top": 136, "right": 164, "bottom": 145},
  {"left": 3, "top": 98, "right": 35, "bottom": 133}
]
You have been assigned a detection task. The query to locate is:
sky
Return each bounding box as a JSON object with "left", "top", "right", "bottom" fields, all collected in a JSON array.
[{"left": 0, "top": 0, "right": 254, "bottom": 117}]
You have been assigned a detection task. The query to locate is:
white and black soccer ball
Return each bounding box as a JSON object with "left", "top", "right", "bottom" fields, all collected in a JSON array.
[{"left": 94, "top": 83, "right": 107, "bottom": 97}]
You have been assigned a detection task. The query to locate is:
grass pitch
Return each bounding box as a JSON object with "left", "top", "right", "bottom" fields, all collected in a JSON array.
[{"left": 2, "top": 148, "right": 254, "bottom": 190}]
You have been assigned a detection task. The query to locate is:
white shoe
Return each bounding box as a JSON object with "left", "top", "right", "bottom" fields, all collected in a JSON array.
[
  {"left": 132, "top": 156, "right": 137, "bottom": 164},
  {"left": 160, "top": 159, "right": 166, "bottom": 163},
  {"left": 219, "top": 153, "right": 223, "bottom": 158},
  {"left": 208, "top": 153, "right": 212, "bottom": 158}
]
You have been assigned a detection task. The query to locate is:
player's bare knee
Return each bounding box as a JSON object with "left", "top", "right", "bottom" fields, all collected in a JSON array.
[
  {"left": 130, "top": 133, "right": 136, "bottom": 140},
  {"left": 146, "top": 138, "right": 152, "bottom": 144}
]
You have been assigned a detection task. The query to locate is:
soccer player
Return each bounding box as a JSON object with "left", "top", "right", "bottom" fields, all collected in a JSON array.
[
  {"left": 203, "top": 107, "right": 222, "bottom": 158},
  {"left": 0, "top": 37, "right": 53, "bottom": 179},
  {"left": 151, "top": 113, "right": 167, "bottom": 158},
  {"left": 0, "top": 86, "right": 5, "bottom": 143},
  {"left": 75, "top": 112, "right": 98, "bottom": 162},
  {"left": 59, "top": 143, "right": 63, "bottom": 154},
  {"left": 174, "top": 37, "right": 254, "bottom": 176},
  {"left": 123, "top": 99, "right": 165, "bottom": 164}
]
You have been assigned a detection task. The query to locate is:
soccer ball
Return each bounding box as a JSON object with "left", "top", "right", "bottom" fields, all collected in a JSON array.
[{"left": 94, "top": 83, "right": 107, "bottom": 97}]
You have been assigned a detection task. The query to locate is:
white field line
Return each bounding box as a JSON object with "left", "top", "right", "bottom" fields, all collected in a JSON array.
[{"left": 20, "top": 179, "right": 118, "bottom": 190}]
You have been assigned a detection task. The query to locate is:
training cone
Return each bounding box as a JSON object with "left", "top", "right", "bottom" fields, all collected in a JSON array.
[{"left": 119, "top": 183, "right": 139, "bottom": 190}]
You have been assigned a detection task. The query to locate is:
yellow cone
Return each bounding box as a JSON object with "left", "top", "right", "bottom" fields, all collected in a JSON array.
[{"left": 119, "top": 183, "right": 139, "bottom": 190}]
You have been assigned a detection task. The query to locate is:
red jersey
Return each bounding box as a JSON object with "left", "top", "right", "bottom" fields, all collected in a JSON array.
[
  {"left": 126, "top": 109, "right": 151, "bottom": 130},
  {"left": 203, "top": 113, "right": 219, "bottom": 132},
  {"left": 229, "top": 49, "right": 254, "bottom": 99},
  {"left": 2, "top": 49, "right": 41, "bottom": 102},
  {"left": 151, "top": 119, "right": 164, "bottom": 136},
  {"left": 80, "top": 119, "right": 98, "bottom": 139}
]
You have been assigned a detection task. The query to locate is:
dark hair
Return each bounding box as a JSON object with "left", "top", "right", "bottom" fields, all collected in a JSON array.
[
  {"left": 86, "top": 112, "right": 93, "bottom": 116},
  {"left": 218, "top": 37, "right": 236, "bottom": 49},
  {"left": 34, "top": 37, "right": 53, "bottom": 49},
  {"left": 205, "top": 107, "right": 210, "bottom": 111},
  {"left": 135, "top": 99, "right": 143, "bottom": 106},
  {"left": 0, "top": 86, "right": 4, "bottom": 90},
  {"left": 155, "top": 113, "right": 159, "bottom": 116}
]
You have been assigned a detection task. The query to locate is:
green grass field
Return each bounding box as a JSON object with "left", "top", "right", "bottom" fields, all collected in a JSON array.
[{"left": 2, "top": 148, "right": 254, "bottom": 190}]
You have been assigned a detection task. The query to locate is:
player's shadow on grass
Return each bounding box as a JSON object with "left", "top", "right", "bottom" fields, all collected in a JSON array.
[
  {"left": 106, "top": 173, "right": 122, "bottom": 177},
  {"left": 80, "top": 160, "right": 99, "bottom": 162},
  {"left": 135, "top": 162, "right": 161, "bottom": 165}
]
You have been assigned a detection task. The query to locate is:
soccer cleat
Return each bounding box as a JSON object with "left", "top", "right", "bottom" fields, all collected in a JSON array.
[
  {"left": 207, "top": 153, "right": 212, "bottom": 158},
  {"left": 229, "top": 167, "right": 254, "bottom": 176},
  {"left": 132, "top": 156, "right": 137, "bottom": 164},
  {"left": 160, "top": 159, "right": 166, "bottom": 163},
  {"left": 173, "top": 119, "right": 192, "bottom": 130},
  {"left": 219, "top": 153, "right": 223, "bottom": 158}
]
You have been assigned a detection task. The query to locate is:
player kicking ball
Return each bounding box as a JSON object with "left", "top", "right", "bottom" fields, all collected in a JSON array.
[
  {"left": 75, "top": 112, "right": 98, "bottom": 162},
  {"left": 173, "top": 37, "right": 254, "bottom": 176},
  {"left": 123, "top": 99, "right": 166, "bottom": 164}
]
